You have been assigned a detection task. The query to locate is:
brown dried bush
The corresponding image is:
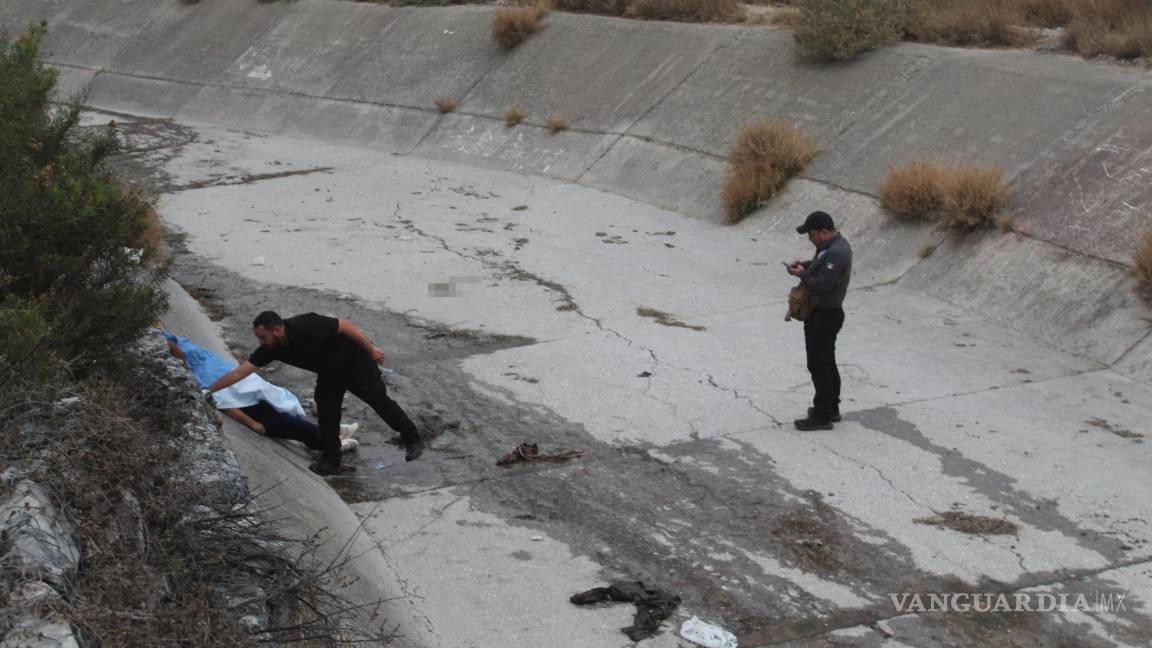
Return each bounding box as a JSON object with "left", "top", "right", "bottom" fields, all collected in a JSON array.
[
  {"left": 721, "top": 118, "right": 816, "bottom": 223},
  {"left": 492, "top": 4, "right": 547, "bottom": 50},
  {"left": 1064, "top": 0, "right": 1152, "bottom": 60},
  {"left": 503, "top": 105, "right": 528, "bottom": 126},
  {"left": 879, "top": 158, "right": 1012, "bottom": 231},
  {"left": 1132, "top": 226, "right": 1152, "bottom": 301},
  {"left": 628, "top": 0, "right": 743, "bottom": 22},
  {"left": 545, "top": 114, "right": 570, "bottom": 132},
  {"left": 877, "top": 158, "right": 948, "bottom": 221},
  {"left": 434, "top": 97, "right": 458, "bottom": 113},
  {"left": 907, "top": 0, "right": 1033, "bottom": 47},
  {"left": 551, "top": 0, "right": 627, "bottom": 15}
]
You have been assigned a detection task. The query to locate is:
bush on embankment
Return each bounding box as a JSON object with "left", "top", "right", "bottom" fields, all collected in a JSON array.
[
  {"left": 878, "top": 157, "right": 1013, "bottom": 231},
  {"left": 793, "top": 0, "right": 916, "bottom": 61},
  {"left": 721, "top": 117, "right": 816, "bottom": 223}
]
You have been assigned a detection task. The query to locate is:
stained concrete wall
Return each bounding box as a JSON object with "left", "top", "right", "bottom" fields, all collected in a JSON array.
[{"left": 4, "top": 0, "right": 1151, "bottom": 369}]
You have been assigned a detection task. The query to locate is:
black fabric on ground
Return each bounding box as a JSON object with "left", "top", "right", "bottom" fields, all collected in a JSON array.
[
  {"left": 569, "top": 581, "right": 680, "bottom": 641},
  {"left": 240, "top": 401, "right": 323, "bottom": 450}
]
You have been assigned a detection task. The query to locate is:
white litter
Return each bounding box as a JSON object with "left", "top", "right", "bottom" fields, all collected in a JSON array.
[
  {"left": 679, "top": 616, "right": 738, "bottom": 648},
  {"left": 251, "top": 256, "right": 266, "bottom": 266}
]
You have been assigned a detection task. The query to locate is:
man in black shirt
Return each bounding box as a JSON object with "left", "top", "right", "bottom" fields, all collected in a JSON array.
[
  {"left": 207, "top": 311, "right": 424, "bottom": 475},
  {"left": 786, "top": 211, "right": 852, "bottom": 431}
]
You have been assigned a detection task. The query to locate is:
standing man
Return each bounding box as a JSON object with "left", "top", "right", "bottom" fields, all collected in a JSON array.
[
  {"left": 207, "top": 311, "right": 424, "bottom": 475},
  {"left": 786, "top": 211, "right": 852, "bottom": 431}
]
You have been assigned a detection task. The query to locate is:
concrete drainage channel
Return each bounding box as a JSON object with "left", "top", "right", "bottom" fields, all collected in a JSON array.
[{"left": 6, "top": 0, "right": 1152, "bottom": 646}]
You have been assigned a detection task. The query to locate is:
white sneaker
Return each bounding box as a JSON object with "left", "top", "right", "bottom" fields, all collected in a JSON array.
[
  {"left": 340, "top": 438, "right": 359, "bottom": 453},
  {"left": 339, "top": 422, "right": 360, "bottom": 440}
]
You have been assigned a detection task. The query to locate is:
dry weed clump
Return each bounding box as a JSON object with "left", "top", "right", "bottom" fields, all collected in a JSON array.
[
  {"left": 941, "top": 164, "right": 1012, "bottom": 230},
  {"left": 877, "top": 158, "right": 947, "bottom": 221},
  {"left": 1131, "top": 227, "right": 1152, "bottom": 301},
  {"left": 721, "top": 117, "right": 816, "bottom": 223},
  {"left": 545, "top": 113, "right": 570, "bottom": 132},
  {"left": 551, "top": 0, "right": 628, "bottom": 15},
  {"left": 907, "top": 0, "right": 1034, "bottom": 47},
  {"left": 434, "top": 97, "right": 458, "bottom": 113},
  {"left": 492, "top": 4, "right": 547, "bottom": 50},
  {"left": 628, "top": 0, "right": 743, "bottom": 22},
  {"left": 503, "top": 105, "right": 528, "bottom": 126},
  {"left": 878, "top": 158, "right": 1012, "bottom": 231},
  {"left": 1064, "top": 0, "right": 1152, "bottom": 60}
]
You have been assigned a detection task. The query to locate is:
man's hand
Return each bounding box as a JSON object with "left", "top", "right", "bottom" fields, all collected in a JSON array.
[
  {"left": 786, "top": 262, "right": 805, "bottom": 277},
  {"left": 370, "top": 346, "right": 385, "bottom": 364},
  {"left": 251, "top": 422, "right": 267, "bottom": 435}
]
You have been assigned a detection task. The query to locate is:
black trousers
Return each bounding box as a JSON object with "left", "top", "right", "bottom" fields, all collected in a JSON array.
[
  {"left": 315, "top": 373, "right": 420, "bottom": 464},
  {"left": 240, "top": 401, "right": 323, "bottom": 451},
  {"left": 803, "top": 308, "right": 845, "bottom": 419}
]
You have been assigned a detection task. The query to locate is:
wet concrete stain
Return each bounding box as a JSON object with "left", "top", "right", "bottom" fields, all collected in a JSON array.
[{"left": 850, "top": 407, "right": 1129, "bottom": 563}]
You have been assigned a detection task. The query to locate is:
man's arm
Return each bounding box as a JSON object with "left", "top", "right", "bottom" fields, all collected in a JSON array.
[
  {"left": 337, "top": 319, "right": 385, "bottom": 364},
  {"left": 222, "top": 407, "right": 266, "bottom": 435},
  {"left": 206, "top": 361, "right": 258, "bottom": 394}
]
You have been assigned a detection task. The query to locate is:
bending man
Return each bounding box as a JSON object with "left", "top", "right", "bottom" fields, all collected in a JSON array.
[{"left": 207, "top": 311, "right": 424, "bottom": 475}]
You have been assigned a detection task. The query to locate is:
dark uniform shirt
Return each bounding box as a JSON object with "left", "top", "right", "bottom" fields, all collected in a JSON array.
[
  {"left": 248, "top": 313, "right": 378, "bottom": 381},
  {"left": 800, "top": 233, "right": 852, "bottom": 309}
]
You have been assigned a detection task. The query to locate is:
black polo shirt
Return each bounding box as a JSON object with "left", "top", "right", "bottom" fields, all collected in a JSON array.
[{"left": 249, "top": 313, "right": 377, "bottom": 380}]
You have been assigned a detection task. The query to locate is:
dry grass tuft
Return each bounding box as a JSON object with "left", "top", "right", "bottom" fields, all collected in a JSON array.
[
  {"left": 907, "top": 0, "right": 1034, "bottom": 47},
  {"left": 1014, "top": 0, "right": 1074, "bottom": 28},
  {"left": 628, "top": 0, "right": 743, "bottom": 22},
  {"left": 1131, "top": 227, "right": 1152, "bottom": 301},
  {"left": 940, "top": 164, "right": 1012, "bottom": 230},
  {"left": 492, "top": 4, "right": 547, "bottom": 50},
  {"left": 878, "top": 158, "right": 948, "bottom": 221},
  {"left": 545, "top": 113, "right": 569, "bottom": 132},
  {"left": 434, "top": 97, "right": 458, "bottom": 113},
  {"left": 1064, "top": 0, "right": 1152, "bottom": 60},
  {"left": 878, "top": 158, "right": 1012, "bottom": 231},
  {"left": 721, "top": 117, "right": 816, "bottom": 223},
  {"left": 919, "top": 242, "right": 939, "bottom": 258},
  {"left": 503, "top": 105, "right": 528, "bottom": 127},
  {"left": 551, "top": 0, "right": 628, "bottom": 15},
  {"left": 769, "top": 5, "right": 802, "bottom": 27}
]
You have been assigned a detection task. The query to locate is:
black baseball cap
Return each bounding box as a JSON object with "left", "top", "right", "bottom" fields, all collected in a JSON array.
[{"left": 796, "top": 210, "right": 835, "bottom": 234}]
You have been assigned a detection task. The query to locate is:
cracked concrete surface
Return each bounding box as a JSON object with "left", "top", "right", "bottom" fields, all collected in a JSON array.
[{"left": 110, "top": 114, "right": 1152, "bottom": 647}]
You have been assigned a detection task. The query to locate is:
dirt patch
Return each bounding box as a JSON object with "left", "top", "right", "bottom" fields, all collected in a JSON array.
[
  {"left": 636, "top": 307, "right": 706, "bottom": 331},
  {"left": 772, "top": 505, "right": 843, "bottom": 573},
  {"left": 184, "top": 285, "right": 231, "bottom": 322},
  {"left": 915, "top": 511, "right": 1018, "bottom": 536},
  {"left": 1086, "top": 417, "right": 1144, "bottom": 440}
]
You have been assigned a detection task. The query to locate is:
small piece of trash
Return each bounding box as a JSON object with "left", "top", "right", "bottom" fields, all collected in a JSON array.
[
  {"left": 325, "top": 196, "right": 334, "bottom": 203},
  {"left": 530, "top": 535, "right": 544, "bottom": 542},
  {"left": 375, "top": 463, "right": 387, "bottom": 470},
  {"left": 511, "top": 205, "right": 528, "bottom": 211},
  {"left": 381, "top": 368, "right": 395, "bottom": 374},
  {"left": 397, "top": 235, "right": 413, "bottom": 241},
  {"left": 638, "top": 371, "right": 652, "bottom": 378},
  {"left": 680, "top": 616, "right": 738, "bottom": 648},
  {"left": 251, "top": 256, "right": 266, "bottom": 266},
  {"left": 443, "top": 29, "right": 454, "bottom": 34}
]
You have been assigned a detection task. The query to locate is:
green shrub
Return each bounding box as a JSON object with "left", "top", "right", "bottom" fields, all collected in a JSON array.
[
  {"left": 0, "top": 25, "right": 167, "bottom": 377},
  {"left": 794, "top": 0, "right": 915, "bottom": 61}
]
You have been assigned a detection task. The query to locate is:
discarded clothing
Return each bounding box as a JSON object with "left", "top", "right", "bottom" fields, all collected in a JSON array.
[
  {"left": 496, "top": 442, "right": 583, "bottom": 466},
  {"left": 160, "top": 331, "right": 306, "bottom": 417},
  {"left": 570, "top": 581, "right": 681, "bottom": 641}
]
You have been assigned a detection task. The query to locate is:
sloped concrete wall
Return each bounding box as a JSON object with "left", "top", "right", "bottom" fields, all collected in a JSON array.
[{"left": 4, "top": 0, "right": 1151, "bottom": 370}]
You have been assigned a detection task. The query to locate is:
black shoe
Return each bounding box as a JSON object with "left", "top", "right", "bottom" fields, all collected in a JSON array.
[
  {"left": 405, "top": 441, "right": 424, "bottom": 462},
  {"left": 309, "top": 460, "right": 342, "bottom": 476},
  {"left": 808, "top": 407, "right": 842, "bottom": 423},
  {"left": 794, "top": 416, "right": 834, "bottom": 431}
]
